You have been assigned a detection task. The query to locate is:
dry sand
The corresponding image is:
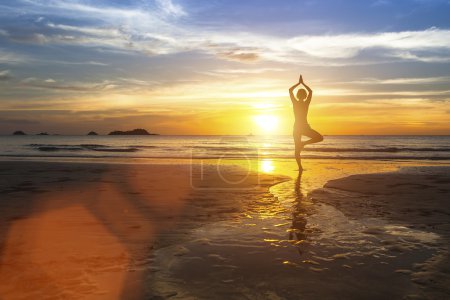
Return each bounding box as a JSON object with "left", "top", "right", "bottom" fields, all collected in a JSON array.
[{"left": 0, "top": 160, "right": 449, "bottom": 299}]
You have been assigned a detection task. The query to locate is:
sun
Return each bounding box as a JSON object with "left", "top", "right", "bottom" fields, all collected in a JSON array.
[
  {"left": 260, "top": 159, "right": 275, "bottom": 173},
  {"left": 253, "top": 115, "right": 279, "bottom": 134}
]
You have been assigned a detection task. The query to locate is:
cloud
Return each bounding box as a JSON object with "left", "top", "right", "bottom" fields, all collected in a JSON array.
[
  {"left": 20, "top": 78, "right": 118, "bottom": 92},
  {"left": 216, "top": 50, "right": 261, "bottom": 63},
  {"left": 3, "top": 1, "right": 449, "bottom": 66},
  {"left": 288, "top": 28, "right": 450, "bottom": 59},
  {"left": 316, "top": 88, "right": 450, "bottom": 97},
  {"left": 46, "top": 22, "right": 123, "bottom": 38},
  {"left": 200, "top": 67, "right": 285, "bottom": 78},
  {"left": 0, "top": 118, "right": 40, "bottom": 125},
  {"left": 0, "top": 70, "right": 12, "bottom": 81},
  {"left": 46, "top": 60, "right": 109, "bottom": 66},
  {"left": 155, "top": 0, "right": 186, "bottom": 17},
  {"left": 14, "top": 77, "right": 163, "bottom": 95},
  {"left": 8, "top": 33, "right": 49, "bottom": 44},
  {"left": 0, "top": 49, "right": 28, "bottom": 64},
  {"left": 387, "top": 50, "right": 450, "bottom": 63},
  {"left": 347, "top": 76, "right": 450, "bottom": 85}
]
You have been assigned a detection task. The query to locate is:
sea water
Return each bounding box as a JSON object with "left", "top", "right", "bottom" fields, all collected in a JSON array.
[{"left": 0, "top": 135, "right": 449, "bottom": 160}]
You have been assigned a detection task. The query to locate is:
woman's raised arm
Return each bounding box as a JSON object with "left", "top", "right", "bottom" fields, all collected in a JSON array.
[
  {"left": 289, "top": 74, "right": 302, "bottom": 102},
  {"left": 301, "top": 76, "right": 313, "bottom": 103}
]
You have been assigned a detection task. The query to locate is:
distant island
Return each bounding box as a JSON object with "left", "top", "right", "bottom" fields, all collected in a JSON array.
[
  {"left": 13, "top": 130, "right": 26, "bottom": 135},
  {"left": 11, "top": 129, "right": 158, "bottom": 135},
  {"left": 108, "top": 128, "right": 158, "bottom": 136}
]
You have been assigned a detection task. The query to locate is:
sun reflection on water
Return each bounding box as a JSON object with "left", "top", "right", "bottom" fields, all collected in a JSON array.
[{"left": 260, "top": 159, "right": 275, "bottom": 173}]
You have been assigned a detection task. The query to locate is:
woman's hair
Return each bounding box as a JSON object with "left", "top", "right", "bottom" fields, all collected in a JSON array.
[{"left": 296, "top": 89, "right": 307, "bottom": 100}]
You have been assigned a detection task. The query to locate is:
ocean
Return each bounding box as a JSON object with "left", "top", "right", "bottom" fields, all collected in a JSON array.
[{"left": 0, "top": 135, "right": 449, "bottom": 161}]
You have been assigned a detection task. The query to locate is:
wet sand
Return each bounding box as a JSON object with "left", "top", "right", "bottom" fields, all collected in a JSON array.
[
  {"left": 0, "top": 159, "right": 449, "bottom": 299},
  {"left": 0, "top": 160, "right": 285, "bottom": 299},
  {"left": 309, "top": 166, "right": 450, "bottom": 299}
]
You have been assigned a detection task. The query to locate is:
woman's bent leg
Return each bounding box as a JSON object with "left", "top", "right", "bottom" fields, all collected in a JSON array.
[{"left": 302, "top": 128, "right": 323, "bottom": 147}]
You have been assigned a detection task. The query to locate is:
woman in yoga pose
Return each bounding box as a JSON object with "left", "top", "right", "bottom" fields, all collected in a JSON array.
[{"left": 289, "top": 75, "right": 323, "bottom": 171}]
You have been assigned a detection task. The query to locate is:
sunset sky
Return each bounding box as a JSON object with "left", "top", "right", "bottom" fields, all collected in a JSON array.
[{"left": 0, "top": 0, "right": 449, "bottom": 135}]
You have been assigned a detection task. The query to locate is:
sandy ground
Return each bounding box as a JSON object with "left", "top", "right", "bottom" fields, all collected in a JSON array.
[
  {"left": 309, "top": 166, "right": 450, "bottom": 299},
  {"left": 0, "top": 161, "right": 285, "bottom": 299},
  {"left": 0, "top": 159, "right": 449, "bottom": 299}
]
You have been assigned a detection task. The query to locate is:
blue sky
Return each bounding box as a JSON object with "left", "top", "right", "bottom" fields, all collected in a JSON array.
[{"left": 0, "top": 0, "right": 449, "bottom": 134}]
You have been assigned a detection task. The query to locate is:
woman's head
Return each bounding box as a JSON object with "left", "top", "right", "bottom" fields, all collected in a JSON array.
[{"left": 296, "top": 89, "right": 307, "bottom": 101}]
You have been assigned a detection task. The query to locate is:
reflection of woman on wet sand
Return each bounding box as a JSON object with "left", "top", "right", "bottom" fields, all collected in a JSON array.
[
  {"left": 289, "top": 172, "right": 307, "bottom": 255},
  {"left": 289, "top": 75, "right": 323, "bottom": 171}
]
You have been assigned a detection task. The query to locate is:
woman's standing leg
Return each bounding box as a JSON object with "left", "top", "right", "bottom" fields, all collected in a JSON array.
[{"left": 293, "top": 127, "right": 303, "bottom": 171}]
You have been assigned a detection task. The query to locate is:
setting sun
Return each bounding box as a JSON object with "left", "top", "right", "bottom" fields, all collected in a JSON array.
[{"left": 253, "top": 115, "right": 279, "bottom": 134}]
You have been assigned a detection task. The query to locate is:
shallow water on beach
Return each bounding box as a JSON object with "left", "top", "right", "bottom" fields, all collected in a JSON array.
[
  {"left": 1, "top": 158, "right": 448, "bottom": 299},
  {"left": 147, "top": 159, "right": 449, "bottom": 299}
]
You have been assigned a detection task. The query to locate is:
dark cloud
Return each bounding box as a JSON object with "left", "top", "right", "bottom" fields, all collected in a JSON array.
[
  {"left": 217, "top": 50, "right": 260, "bottom": 62},
  {"left": 0, "top": 70, "right": 12, "bottom": 81},
  {"left": 9, "top": 33, "right": 49, "bottom": 44}
]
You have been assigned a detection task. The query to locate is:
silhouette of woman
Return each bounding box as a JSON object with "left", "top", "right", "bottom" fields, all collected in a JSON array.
[{"left": 289, "top": 75, "right": 323, "bottom": 171}]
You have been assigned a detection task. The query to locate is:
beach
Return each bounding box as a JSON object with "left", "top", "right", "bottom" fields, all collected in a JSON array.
[
  {"left": 0, "top": 158, "right": 448, "bottom": 299},
  {"left": 0, "top": 160, "right": 287, "bottom": 299},
  {"left": 309, "top": 166, "right": 450, "bottom": 299},
  {"left": 2, "top": 0, "right": 450, "bottom": 298}
]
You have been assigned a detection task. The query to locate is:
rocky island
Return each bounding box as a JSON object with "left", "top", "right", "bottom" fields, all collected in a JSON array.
[
  {"left": 108, "top": 128, "right": 158, "bottom": 135},
  {"left": 12, "top": 131, "right": 26, "bottom": 135}
]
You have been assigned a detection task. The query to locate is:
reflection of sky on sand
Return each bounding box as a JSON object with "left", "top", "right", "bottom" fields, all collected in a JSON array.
[
  {"left": 270, "top": 160, "right": 444, "bottom": 260},
  {"left": 149, "top": 159, "right": 449, "bottom": 298},
  {"left": 0, "top": 163, "right": 193, "bottom": 299},
  {"left": 1, "top": 159, "right": 448, "bottom": 298},
  {"left": 384, "top": 225, "right": 439, "bottom": 243},
  {"left": 2, "top": 205, "right": 129, "bottom": 296}
]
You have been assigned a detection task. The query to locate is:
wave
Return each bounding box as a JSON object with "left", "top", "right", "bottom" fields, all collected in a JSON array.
[
  {"left": 38, "top": 146, "right": 83, "bottom": 151},
  {"left": 2, "top": 153, "right": 449, "bottom": 160},
  {"left": 129, "top": 145, "right": 157, "bottom": 149},
  {"left": 305, "top": 147, "right": 450, "bottom": 153},
  {"left": 189, "top": 146, "right": 450, "bottom": 154},
  {"left": 27, "top": 144, "right": 450, "bottom": 156},
  {"left": 91, "top": 148, "right": 139, "bottom": 153},
  {"left": 189, "top": 146, "right": 257, "bottom": 152},
  {"left": 30, "top": 144, "right": 139, "bottom": 153}
]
